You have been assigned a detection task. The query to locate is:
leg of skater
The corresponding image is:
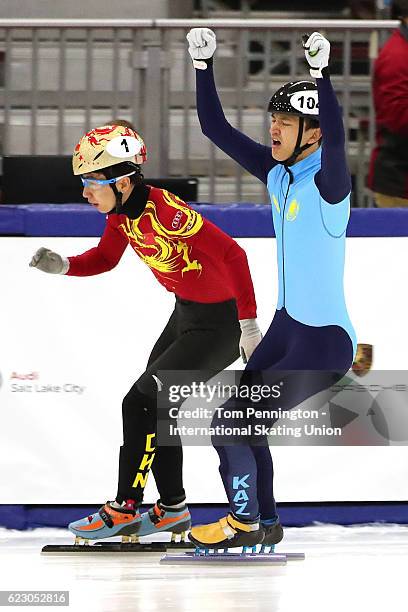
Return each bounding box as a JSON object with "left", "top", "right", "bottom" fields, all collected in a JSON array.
[
  {"left": 67, "top": 306, "right": 180, "bottom": 542},
  {"left": 189, "top": 312, "right": 354, "bottom": 549},
  {"left": 187, "top": 309, "right": 286, "bottom": 549}
]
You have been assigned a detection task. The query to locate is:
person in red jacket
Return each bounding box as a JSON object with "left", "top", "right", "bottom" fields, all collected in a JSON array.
[
  {"left": 29, "top": 122, "right": 262, "bottom": 543},
  {"left": 368, "top": 0, "right": 408, "bottom": 206}
]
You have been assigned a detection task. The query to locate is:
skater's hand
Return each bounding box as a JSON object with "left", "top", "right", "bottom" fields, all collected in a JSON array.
[
  {"left": 239, "top": 318, "right": 263, "bottom": 364},
  {"left": 29, "top": 247, "right": 69, "bottom": 274},
  {"left": 187, "top": 28, "right": 217, "bottom": 68},
  {"left": 302, "top": 32, "right": 330, "bottom": 78}
]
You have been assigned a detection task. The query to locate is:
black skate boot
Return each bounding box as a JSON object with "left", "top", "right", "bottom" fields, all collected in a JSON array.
[{"left": 260, "top": 519, "right": 284, "bottom": 553}]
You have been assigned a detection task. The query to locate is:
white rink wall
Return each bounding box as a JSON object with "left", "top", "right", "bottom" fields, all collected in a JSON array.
[{"left": 0, "top": 236, "right": 407, "bottom": 503}]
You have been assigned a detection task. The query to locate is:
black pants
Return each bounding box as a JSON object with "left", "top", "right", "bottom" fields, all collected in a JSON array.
[{"left": 116, "top": 296, "right": 240, "bottom": 506}]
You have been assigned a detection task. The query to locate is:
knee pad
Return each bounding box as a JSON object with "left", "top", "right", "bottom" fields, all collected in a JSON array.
[{"left": 136, "top": 371, "right": 162, "bottom": 399}]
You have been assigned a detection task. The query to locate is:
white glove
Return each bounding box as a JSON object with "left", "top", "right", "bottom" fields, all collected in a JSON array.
[
  {"left": 303, "top": 31, "right": 330, "bottom": 79},
  {"left": 29, "top": 247, "right": 70, "bottom": 274},
  {"left": 239, "top": 319, "right": 263, "bottom": 364},
  {"left": 186, "top": 27, "right": 216, "bottom": 70}
]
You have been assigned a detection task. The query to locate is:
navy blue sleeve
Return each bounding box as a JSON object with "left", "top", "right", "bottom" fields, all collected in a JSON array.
[
  {"left": 195, "top": 62, "right": 276, "bottom": 185},
  {"left": 315, "top": 74, "right": 352, "bottom": 204}
]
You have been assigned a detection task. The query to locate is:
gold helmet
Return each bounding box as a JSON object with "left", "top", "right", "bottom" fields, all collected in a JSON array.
[{"left": 72, "top": 124, "right": 147, "bottom": 176}]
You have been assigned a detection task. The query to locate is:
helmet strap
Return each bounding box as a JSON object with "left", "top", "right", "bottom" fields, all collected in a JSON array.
[
  {"left": 111, "top": 183, "right": 123, "bottom": 214},
  {"left": 102, "top": 162, "right": 140, "bottom": 214},
  {"left": 283, "top": 117, "right": 319, "bottom": 166}
]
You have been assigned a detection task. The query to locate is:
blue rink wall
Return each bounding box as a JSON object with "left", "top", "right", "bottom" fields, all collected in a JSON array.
[
  {"left": 1, "top": 203, "right": 408, "bottom": 529},
  {"left": 1, "top": 203, "right": 408, "bottom": 237},
  {"left": 2, "top": 503, "right": 408, "bottom": 530}
]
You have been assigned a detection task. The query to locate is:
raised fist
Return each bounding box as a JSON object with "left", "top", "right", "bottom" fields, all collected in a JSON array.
[
  {"left": 187, "top": 28, "right": 217, "bottom": 68},
  {"left": 303, "top": 32, "right": 330, "bottom": 78}
]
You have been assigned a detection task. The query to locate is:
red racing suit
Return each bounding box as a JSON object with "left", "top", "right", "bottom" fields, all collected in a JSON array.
[{"left": 67, "top": 186, "right": 257, "bottom": 320}]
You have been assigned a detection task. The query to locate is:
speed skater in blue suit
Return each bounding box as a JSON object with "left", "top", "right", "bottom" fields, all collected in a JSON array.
[{"left": 185, "top": 28, "right": 357, "bottom": 549}]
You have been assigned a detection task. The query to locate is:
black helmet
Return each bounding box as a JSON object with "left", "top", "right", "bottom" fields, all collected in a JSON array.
[
  {"left": 268, "top": 80, "right": 320, "bottom": 166},
  {"left": 268, "top": 80, "right": 319, "bottom": 119}
]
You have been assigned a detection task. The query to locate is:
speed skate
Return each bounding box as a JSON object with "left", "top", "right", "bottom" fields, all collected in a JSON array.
[
  {"left": 42, "top": 501, "right": 194, "bottom": 554},
  {"left": 161, "top": 515, "right": 305, "bottom": 565},
  {"left": 40, "top": 504, "right": 304, "bottom": 563},
  {"left": 41, "top": 531, "right": 194, "bottom": 554}
]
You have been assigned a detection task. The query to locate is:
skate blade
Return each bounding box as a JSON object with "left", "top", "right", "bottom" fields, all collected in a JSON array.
[
  {"left": 166, "top": 541, "right": 195, "bottom": 550},
  {"left": 260, "top": 544, "right": 305, "bottom": 561},
  {"left": 280, "top": 552, "right": 305, "bottom": 561},
  {"left": 160, "top": 551, "right": 287, "bottom": 565},
  {"left": 41, "top": 541, "right": 167, "bottom": 554}
]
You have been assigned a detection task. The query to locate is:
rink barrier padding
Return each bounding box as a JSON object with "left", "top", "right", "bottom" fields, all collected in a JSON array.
[
  {"left": 1, "top": 203, "right": 407, "bottom": 529},
  {"left": 1, "top": 204, "right": 408, "bottom": 237}
]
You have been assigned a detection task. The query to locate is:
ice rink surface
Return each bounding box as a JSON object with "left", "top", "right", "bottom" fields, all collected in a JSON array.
[{"left": 0, "top": 524, "right": 407, "bottom": 612}]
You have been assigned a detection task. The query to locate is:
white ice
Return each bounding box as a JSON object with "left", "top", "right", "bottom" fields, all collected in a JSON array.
[{"left": 0, "top": 524, "right": 407, "bottom": 612}]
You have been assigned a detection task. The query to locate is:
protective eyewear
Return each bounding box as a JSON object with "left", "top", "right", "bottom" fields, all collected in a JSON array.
[{"left": 80, "top": 171, "right": 136, "bottom": 189}]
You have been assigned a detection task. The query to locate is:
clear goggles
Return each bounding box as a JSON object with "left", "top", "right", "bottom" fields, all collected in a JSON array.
[{"left": 80, "top": 171, "right": 136, "bottom": 190}]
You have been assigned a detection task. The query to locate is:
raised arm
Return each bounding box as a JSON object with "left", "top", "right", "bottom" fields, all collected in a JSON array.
[
  {"left": 187, "top": 28, "right": 276, "bottom": 184},
  {"left": 303, "top": 32, "right": 352, "bottom": 204},
  {"left": 315, "top": 74, "right": 352, "bottom": 204}
]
